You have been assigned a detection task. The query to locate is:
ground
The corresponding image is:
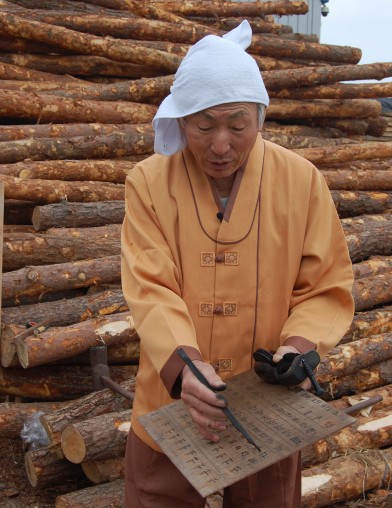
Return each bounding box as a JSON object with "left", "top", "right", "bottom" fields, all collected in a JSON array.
[{"left": 0, "top": 437, "right": 390, "bottom": 507}]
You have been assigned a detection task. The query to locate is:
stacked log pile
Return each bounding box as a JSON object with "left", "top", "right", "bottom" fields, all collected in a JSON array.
[{"left": 0, "top": 1, "right": 391, "bottom": 506}]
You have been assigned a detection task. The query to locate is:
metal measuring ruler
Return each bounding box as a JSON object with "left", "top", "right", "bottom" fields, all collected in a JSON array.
[{"left": 139, "top": 370, "right": 355, "bottom": 498}]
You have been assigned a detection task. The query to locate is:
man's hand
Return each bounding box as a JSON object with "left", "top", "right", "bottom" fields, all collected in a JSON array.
[
  {"left": 273, "top": 345, "right": 312, "bottom": 391},
  {"left": 181, "top": 361, "right": 228, "bottom": 442}
]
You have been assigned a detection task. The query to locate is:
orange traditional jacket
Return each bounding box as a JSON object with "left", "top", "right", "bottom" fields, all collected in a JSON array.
[{"left": 121, "top": 135, "right": 355, "bottom": 451}]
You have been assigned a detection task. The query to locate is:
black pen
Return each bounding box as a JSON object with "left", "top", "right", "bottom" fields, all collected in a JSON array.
[{"left": 177, "top": 347, "right": 261, "bottom": 452}]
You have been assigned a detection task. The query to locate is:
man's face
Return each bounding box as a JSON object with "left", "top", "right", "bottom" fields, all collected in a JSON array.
[{"left": 179, "top": 103, "right": 260, "bottom": 179}]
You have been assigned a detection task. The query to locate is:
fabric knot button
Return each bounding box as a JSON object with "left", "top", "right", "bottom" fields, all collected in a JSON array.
[
  {"left": 215, "top": 254, "right": 225, "bottom": 263},
  {"left": 213, "top": 305, "right": 223, "bottom": 315}
]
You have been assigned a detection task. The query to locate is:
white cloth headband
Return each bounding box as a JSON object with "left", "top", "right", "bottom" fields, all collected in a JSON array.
[{"left": 153, "top": 20, "right": 270, "bottom": 156}]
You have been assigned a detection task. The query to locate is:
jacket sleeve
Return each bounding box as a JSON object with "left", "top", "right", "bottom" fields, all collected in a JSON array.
[
  {"left": 280, "top": 166, "right": 355, "bottom": 358},
  {"left": 121, "top": 168, "right": 202, "bottom": 397}
]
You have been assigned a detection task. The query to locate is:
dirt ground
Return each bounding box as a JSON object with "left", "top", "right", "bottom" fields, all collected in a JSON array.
[{"left": 0, "top": 436, "right": 390, "bottom": 508}]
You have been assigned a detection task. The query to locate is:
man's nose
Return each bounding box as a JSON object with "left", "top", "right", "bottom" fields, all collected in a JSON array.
[{"left": 211, "top": 131, "right": 230, "bottom": 155}]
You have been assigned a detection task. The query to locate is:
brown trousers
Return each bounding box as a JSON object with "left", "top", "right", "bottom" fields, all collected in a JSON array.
[{"left": 125, "top": 430, "right": 301, "bottom": 508}]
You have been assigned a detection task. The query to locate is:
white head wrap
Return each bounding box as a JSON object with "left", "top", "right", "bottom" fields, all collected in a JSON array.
[{"left": 153, "top": 20, "right": 269, "bottom": 156}]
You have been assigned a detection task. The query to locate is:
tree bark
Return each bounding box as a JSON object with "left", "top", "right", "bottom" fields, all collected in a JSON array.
[
  {"left": 2, "top": 255, "right": 121, "bottom": 307},
  {"left": 321, "top": 359, "right": 392, "bottom": 400},
  {"left": 293, "top": 141, "right": 392, "bottom": 165},
  {"left": 352, "top": 255, "right": 392, "bottom": 279},
  {"left": 353, "top": 271, "right": 392, "bottom": 312},
  {"left": 0, "top": 364, "right": 138, "bottom": 400},
  {"left": 3, "top": 224, "right": 121, "bottom": 270},
  {"left": 330, "top": 384, "right": 392, "bottom": 414},
  {"left": 25, "top": 444, "right": 83, "bottom": 488},
  {"left": 267, "top": 99, "right": 381, "bottom": 121},
  {"left": 0, "top": 89, "right": 157, "bottom": 124},
  {"left": 55, "top": 478, "right": 124, "bottom": 508},
  {"left": 271, "top": 81, "right": 392, "bottom": 100},
  {"left": 0, "top": 131, "right": 153, "bottom": 164},
  {"left": 0, "top": 60, "right": 86, "bottom": 83},
  {"left": 316, "top": 334, "right": 392, "bottom": 382},
  {"left": 342, "top": 306, "right": 392, "bottom": 344},
  {"left": 264, "top": 121, "right": 345, "bottom": 138},
  {"left": 321, "top": 169, "right": 392, "bottom": 191},
  {"left": 61, "top": 409, "right": 131, "bottom": 463},
  {"left": 301, "top": 448, "right": 392, "bottom": 507},
  {"left": 16, "top": 311, "right": 137, "bottom": 368},
  {"left": 0, "top": 401, "right": 66, "bottom": 438},
  {"left": 40, "top": 378, "right": 134, "bottom": 446},
  {"left": 81, "top": 456, "right": 124, "bottom": 484},
  {"left": 262, "top": 131, "right": 359, "bottom": 150},
  {"left": 0, "top": 174, "right": 124, "bottom": 203},
  {"left": 332, "top": 190, "right": 392, "bottom": 219},
  {"left": 32, "top": 201, "right": 126, "bottom": 230},
  {"left": 301, "top": 408, "right": 392, "bottom": 468},
  {"left": 0, "top": 12, "right": 181, "bottom": 73}
]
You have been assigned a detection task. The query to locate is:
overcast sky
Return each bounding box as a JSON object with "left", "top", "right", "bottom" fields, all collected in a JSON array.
[{"left": 319, "top": 0, "right": 391, "bottom": 75}]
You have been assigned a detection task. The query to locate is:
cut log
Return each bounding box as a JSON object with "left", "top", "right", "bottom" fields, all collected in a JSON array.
[
  {"left": 0, "top": 174, "right": 124, "bottom": 203},
  {"left": 352, "top": 255, "right": 392, "bottom": 279},
  {"left": 330, "top": 384, "right": 392, "bottom": 414},
  {"left": 264, "top": 121, "right": 346, "bottom": 138},
  {"left": 40, "top": 378, "right": 135, "bottom": 446},
  {"left": 316, "top": 334, "right": 392, "bottom": 383},
  {"left": 25, "top": 444, "right": 83, "bottom": 488},
  {"left": 301, "top": 409, "right": 392, "bottom": 468},
  {"left": 3, "top": 224, "right": 121, "bottom": 270},
  {"left": 341, "top": 305, "right": 392, "bottom": 344},
  {"left": 0, "top": 89, "right": 157, "bottom": 124},
  {"left": 267, "top": 99, "right": 381, "bottom": 121},
  {"left": 332, "top": 190, "right": 392, "bottom": 219},
  {"left": 16, "top": 311, "right": 137, "bottom": 368},
  {"left": 1, "top": 322, "right": 24, "bottom": 367},
  {"left": 321, "top": 359, "right": 392, "bottom": 400},
  {"left": 55, "top": 478, "right": 124, "bottom": 508},
  {"left": 301, "top": 447, "right": 392, "bottom": 507},
  {"left": 2, "top": 255, "right": 121, "bottom": 307},
  {"left": 0, "top": 12, "right": 181, "bottom": 73},
  {"left": 270, "top": 81, "right": 392, "bottom": 100},
  {"left": 293, "top": 141, "right": 392, "bottom": 165},
  {"left": 342, "top": 211, "right": 392, "bottom": 260},
  {"left": 263, "top": 132, "right": 359, "bottom": 150},
  {"left": 1, "top": 288, "right": 127, "bottom": 327},
  {"left": 188, "top": 15, "right": 293, "bottom": 35},
  {"left": 0, "top": 400, "right": 67, "bottom": 438},
  {"left": 0, "top": 130, "right": 153, "bottom": 164},
  {"left": 0, "top": 60, "right": 86, "bottom": 83},
  {"left": 61, "top": 409, "right": 131, "bottom": 463},
  {"left": 321, "top": 168, "right": 392, "bottom": 191},
  {"left": 81, "top": 456, "right": 124, "bottom": 484},
  {"left": 353, "top": 271, "right": 392, "bottom": 311},
  {"left": 0, "top": 364, "right": 137, "bottom": 400},
  {"left": 32, "top": 201, "right": 126, "bottom": 230}
]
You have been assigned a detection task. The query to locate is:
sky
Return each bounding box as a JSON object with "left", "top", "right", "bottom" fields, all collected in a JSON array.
[{"left": 319, "top": 0, "right": 392, "bottom": 82}]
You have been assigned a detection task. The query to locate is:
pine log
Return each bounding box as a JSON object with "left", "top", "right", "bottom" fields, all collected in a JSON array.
[
  {"left": 0, "top": 89, "right": 156, "bottom": 124},
  {"left": 25, "top": 444, "right": 83, "bottom": 488},
  {"left": 271, "top": 81, "right": 392, "bottom": 100},
  {"left": 267, "top": 99, "right": 381, "bottom": 121},
  {"left": 321, "top": 359, "right": 392, "bottom": 400},
  {"left": 65, "top": 340, "right": 139, "bottom": 366},
  {"left": 330, "top": 384, "right": 392, "bottom": 414},
  {"left": 263, "top": 132, "right": 359, "bottom": 150},
  {"left": 0, "top": 175, "right": 124, "bottom": 203},
  {"left": 2, "top": 255, "right": 121, "bottom": 307},
  {"left": 262, "top": 62, "right": 392, "bottom": 90},
  {"left": 0, "top": 61, "right": 86, "bottom": 83},
  {"left": 40, "top": 378, "right": 135, "bottom": 446},
  {"left": 0, "top": 400, "right": 67, "bottom": 438},
  {"left": 301, "top": 409, "right": 392, "bottom": 469},
  {"left": 55, "top": 478, "right": 124, "bottom": 508},
  {"left": 32, "top": 201, "right": 126, "bottom": 230},
  {"left": 293, "top": 141, "right": 392, "bottom": 165},
  {"left": 332, "top": 190, "right": 392, "bottom": 219},
  {"left": 1, "top": 288, "right": 127, "bottom": 327},
  {"left": 1, "top": 323, "right": 25, "bottom": 367},
  {"left": 321, "top": 169, "right": 392, "bottom": 191},
  {"left": 0, "top": 130, "right": 153, "bottom": 164},
  {"left": 61, "top": 409, "right": 131, "bottom": 463},
  {"left": 301, "top": 448, "right": 392, "bottom": 507},
  {"left": 352, "top": 256, "right": 392, "bottom": 279},
  {"left": 316, "top": 334, "right": 392, "bottom": 383},
  {"left": 16, "top": 311, "right": 136, "bottom": 368},
  {"left": 264, "top": 122, "right": 346, "bottom": 138},
  {"left": 353, "top": 272, "right": 392, "bottom": 312},
  {"left": 81, "top": 456, "right": 124, "bottom": 484},
  {"left": 3, "top": 224, "right": 121, "bottom": 270},
  {"left": 188, "top": 15, "right": 293, "bottom": 35},
  {"left": 0, "top": 364, "right": 137, "bottom": 400},
  {"left": 0, "top": 12, "right": 181, "bottom": 73},
  {"left": 342, "top": 211, "right": 392, "bottom": 261},
  {"left": 341, "top": 306, "right": 392, "bottom": 344}
]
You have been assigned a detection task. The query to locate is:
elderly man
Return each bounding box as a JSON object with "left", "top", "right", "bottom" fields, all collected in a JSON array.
[{"left": 121, "top": 20, "right": 354, "bottom": 508}]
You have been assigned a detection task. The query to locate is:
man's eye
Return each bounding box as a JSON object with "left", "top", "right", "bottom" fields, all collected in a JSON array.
[
  {"left": 198, "top": 126, "right": 212, "bottom": 132},
  {"left": 231, "top": 125, "right": 246, "bottom": 132}
]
